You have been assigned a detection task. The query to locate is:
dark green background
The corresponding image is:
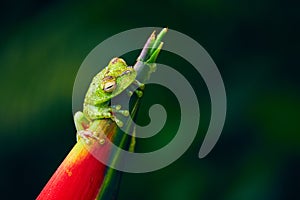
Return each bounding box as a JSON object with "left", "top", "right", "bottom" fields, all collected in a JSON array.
[{"left": 0, "top": 0, "right": 299, "bottom": 199}]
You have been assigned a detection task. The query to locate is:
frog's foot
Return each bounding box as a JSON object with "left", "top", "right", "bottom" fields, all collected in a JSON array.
[
  {"left": 125, "top": 82, "right": 143, "bottom": 98},
  {"left": 126, "top": 89, "right": 143, "bottom": 98},
  {"left": 77, "top": 130, "right": 99, "bottom": 144},
  {"left": 92, "top": 109, "right": 124, "bottom": 127},
  {"left": 110, "top": 105, "right": 130, "bottom": 127},
  {"left": 126, "top": 89, "right": 134, "bottom": 97},
  {"left": 92, "top": 108, "right": 127, "bottom": 127},
  {"left": 111, "top": 105, "right": 129, "bottom": 116},
  {"left": 135, "top": 90, "right": 143, "bottom": 98},
  {"left": 126, "top": 88, "right": 143, "bottom": 98},
  {"left": 133, "top": 80, "right": 145, "bottom": 90},
  {"left": 111, "top": 116, "right": 125, "bottom": 127}
]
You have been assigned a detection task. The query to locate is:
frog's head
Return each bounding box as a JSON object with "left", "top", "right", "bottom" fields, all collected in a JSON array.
[
  {"left": 108, "top": 57, "right": 127, "bottom": 69},
  {"left": 101, "top": 57, "right": 135, "bottom": 93}
]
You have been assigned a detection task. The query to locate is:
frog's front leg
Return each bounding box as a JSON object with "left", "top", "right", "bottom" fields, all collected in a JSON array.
[
  {"left": 86, "top": 104, "right": 129, "bottom": 127},
  {"left": 126, "top": 80, "right": 145, "bottom": 97}
]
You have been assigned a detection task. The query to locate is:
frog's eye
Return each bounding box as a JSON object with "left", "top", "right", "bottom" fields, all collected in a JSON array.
[{"left": 102, "top": 80, "right": 116, "bottom": 92}]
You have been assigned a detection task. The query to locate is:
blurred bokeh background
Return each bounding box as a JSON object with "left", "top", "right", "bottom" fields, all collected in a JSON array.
[{"left": 0, "top": 0, "right": 299, "bottom": 199}]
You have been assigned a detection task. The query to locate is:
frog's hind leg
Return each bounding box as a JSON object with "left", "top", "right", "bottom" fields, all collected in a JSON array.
[
  {"left": 74, "top": 111, "right": 94, "bottom": 142},
  {"left": 74, "top": 111, "right": 90, "bottom": 131}
]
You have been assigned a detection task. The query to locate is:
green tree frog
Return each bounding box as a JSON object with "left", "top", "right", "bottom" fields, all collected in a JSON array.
[{"left": 74, "top": 57, "right": 144, "bottom": 142}]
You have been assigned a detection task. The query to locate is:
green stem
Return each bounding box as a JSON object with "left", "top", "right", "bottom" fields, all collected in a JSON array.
[{"left": 96, "top": 28, "right": 167, "bottom": 200}]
